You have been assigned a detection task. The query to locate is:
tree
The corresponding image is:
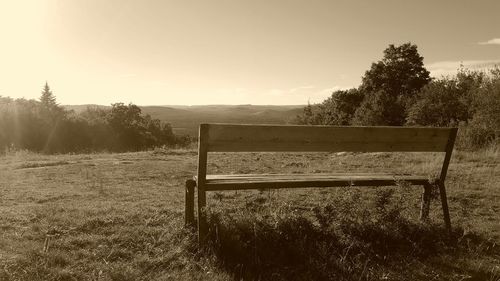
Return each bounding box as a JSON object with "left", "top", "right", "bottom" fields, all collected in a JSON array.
[
  {"left": 319, "top": 89, "right": 364, "bottom": 125},
  {"left": 107, "top": 103, "right": 147, "bottom": 150},
  {"left": 352, "top": 89, "right": 397, "bottom": 125},
  {"left": 406, "top": 68, "right": 484, "bottom": 126},
  {"left": 106, "top": 103, "right": 176, "bottom": 151},
  {"left": 354, "top": 43, "right": 431, "bottom": 125},
  {"left": 36, "top": 82, "right": 67, "bottom": 152},
  {"left": 39, "top": 82, "right": 66, "bottom": 123},
  {"left": 40, "top": 82, "right": 58, "bottom": 109}
]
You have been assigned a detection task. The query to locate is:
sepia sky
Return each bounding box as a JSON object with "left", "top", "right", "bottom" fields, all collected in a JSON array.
[{"left": 1, "top": 0, "right": 499, "bottom": 105}]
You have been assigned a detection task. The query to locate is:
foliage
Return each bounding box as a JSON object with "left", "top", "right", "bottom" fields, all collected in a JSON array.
[{"left": 0, "top": 83, "right": 186, "bottom": 153}]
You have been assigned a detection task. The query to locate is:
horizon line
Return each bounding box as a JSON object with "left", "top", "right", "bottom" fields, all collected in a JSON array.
[{"left": 63, "top": 103, "right": 308, "bottom": 107}]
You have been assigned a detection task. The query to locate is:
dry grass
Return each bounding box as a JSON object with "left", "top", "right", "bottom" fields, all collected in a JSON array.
[{"left": 0, "top": 148, "right": 499, "bottom": 280}]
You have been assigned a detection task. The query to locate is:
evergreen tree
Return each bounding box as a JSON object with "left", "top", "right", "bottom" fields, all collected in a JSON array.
[{"left": 40, "top": 82, "right": 58, "bottom": 109}]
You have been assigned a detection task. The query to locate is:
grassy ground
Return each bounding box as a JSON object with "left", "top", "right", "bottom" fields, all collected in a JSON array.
[{"left": 0, "top": 148, "right": 499, "bottom": 280}]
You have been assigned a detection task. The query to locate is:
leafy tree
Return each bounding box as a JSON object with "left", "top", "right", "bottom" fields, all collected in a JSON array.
[
  {"left": 106, "top": 103, "right": 177, "bottom": 151},
  {"left": 319, "top": 89, "right": 364, "bottom": 125},
  {"left": 353, "top": 43, "right": 431, "bottom": 125},
  {"left": 295, "top": 89, "right": 364, "bottom": 125},
  {"left": 107, "top": 103, "right": 147, "bottom": 151},
  {"left": 360, "top": 43, "right": 431, "bottom": 97}
]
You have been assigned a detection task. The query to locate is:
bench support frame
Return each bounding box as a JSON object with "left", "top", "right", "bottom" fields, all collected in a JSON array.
[
  {"left": 185, "top": 179, "right": 196, "bottom": 228},
  {"left": 196, "top": 125, "right": 209, "bottom": 246},
  {"left": 419, "top": 183, "right": 432, "bottom": 221}
]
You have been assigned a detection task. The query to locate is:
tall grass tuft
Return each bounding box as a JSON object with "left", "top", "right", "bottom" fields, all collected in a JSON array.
[{"left": 203, "top": 186, "right": 499, "bottom": 281}]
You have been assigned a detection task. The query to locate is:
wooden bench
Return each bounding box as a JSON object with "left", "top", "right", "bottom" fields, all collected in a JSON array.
[{"left": 185, "top": 124, "right": 458, "bottom": 245}]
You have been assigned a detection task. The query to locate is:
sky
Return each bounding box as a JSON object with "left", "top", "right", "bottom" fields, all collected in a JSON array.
[{"left": 0, "top": 0, "right": 499, "bottom": 106}]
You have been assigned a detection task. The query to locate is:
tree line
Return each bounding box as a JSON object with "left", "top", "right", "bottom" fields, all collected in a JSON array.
[
  {"left": 296, "top": 43, "right": 500, "bottom": 149},
  {"left": 0, "top": 83, "right": 190, "bottom": 153}
]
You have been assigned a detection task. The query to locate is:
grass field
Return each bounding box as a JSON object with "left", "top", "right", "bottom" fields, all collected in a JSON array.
[{"left": 1, "top": 148, "right": 499, "bottom": 280}]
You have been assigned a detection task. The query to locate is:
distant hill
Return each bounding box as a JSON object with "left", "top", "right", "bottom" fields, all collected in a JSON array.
[{"left": 65, "top": 104, "right": 304, "bottom": 136}]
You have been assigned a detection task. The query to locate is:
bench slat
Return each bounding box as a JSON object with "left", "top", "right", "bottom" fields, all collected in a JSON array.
[
  {"left": 204, "top": 124, "right": 453, "bottom": 152},
  {"left": 206, "top": 172, "right": 407, "bottom": 178},
  {"left": 201, "top": 173, "right": 431, "bottom": 191}
]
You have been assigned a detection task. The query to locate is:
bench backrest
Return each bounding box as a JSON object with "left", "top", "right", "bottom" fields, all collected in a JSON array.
[
  {"left": 199, "top": 124, "right": 457, "bottom": 153},
  {"left": 197, "top": 124, "right": 458, "bottom": 183}
]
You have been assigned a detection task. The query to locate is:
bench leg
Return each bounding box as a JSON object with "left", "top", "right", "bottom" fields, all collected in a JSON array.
[
  {"left": 438, "top": 181, "right": 452, "bottom": 234},
  {"left": 419, "top": 183, "right": 432, "bottom": 221},
  {"left": 185, "top": 179, "right": 196, "bottom": 228},
  {"left": 197, "top": 184, "right": 208, "bottom": 247}
]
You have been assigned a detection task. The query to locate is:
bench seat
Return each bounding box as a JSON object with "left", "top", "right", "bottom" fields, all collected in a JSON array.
[{"left": 195, "top": 173, "right": 433, "bottom": 191}]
